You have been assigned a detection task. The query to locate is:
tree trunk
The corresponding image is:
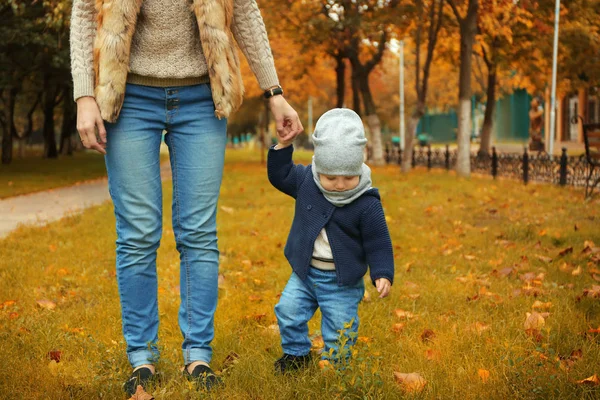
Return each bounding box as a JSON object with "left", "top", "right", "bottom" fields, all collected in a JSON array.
[
  {"left": 43, "top": 71, "right": 58, "bottom": 159},
  {"left": 478, "top": 62, "right": 496, "bottom": 157},
  {"left": 402, "top": 114, "right": 420, "bottom": 173},
  {"left": 60, "top": 86, "right": 76, "bottom": 156},
  {"left": 335, "top": 55, "right": 346, "bottom": 108},
  {"left": 357, "top": 72, "right": 384, "bottom": 166},
  {"left": 1, "top": 88, "right": 17, "bottom": 165},
  {"left": 351, "top": 75, "right": 361, "bottom": 117},
  {"left": 455, "top": 1, "right": 478, "bottom": 178}
]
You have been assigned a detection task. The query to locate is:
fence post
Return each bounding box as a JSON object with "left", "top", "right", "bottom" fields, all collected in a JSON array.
[
  {"left": 427, "top": 145, "right": 432, "bottom": 170},
  {"left": 559, "top": 147, "right": 568, "bottom": 186},
  {"left": 491, "top": 146, "right": 498, "bottom": 179},
  {"left": 522, "top": 147, "right": 529, "bottom": 185},
  {"left": 445, "top": 145, "right": 450, "bottom": 170},
  {"left": 411, "top": 146, "right": 416, "bottom": 168},
  {"left": 385, "top": 144, "right": 390, "bottom": 163}
]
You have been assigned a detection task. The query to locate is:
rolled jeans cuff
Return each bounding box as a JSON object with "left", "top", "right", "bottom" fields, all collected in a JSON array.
[
  {"left": 183, "top": 348, "right": 212, "bottom": 366},
  {"left": 128, "top": 349, "right": 159, "bottom": 368}
]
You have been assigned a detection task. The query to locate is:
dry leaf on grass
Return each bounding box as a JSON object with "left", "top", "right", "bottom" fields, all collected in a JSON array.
[
  {"left": 220, "top": 206, "right": 235, "bottom": 215},
  {"left": 311, "top": 335, "right": 324, "bottom": 350},
  {"left": 531, "top": 301, "right": 552, "bottom": 310},
  {"left": 478, "top": 369, "right": 490, "bottom": 383},
  {"left": 582, "top": 286, "right": 600, "bottom": 299},
  {"left": 524, "top": 312, "right": 548, "bottom": 330},
  {"left": 393, "top": 372, "right": 427, "bottom": 393},
  {"left": 535, "top": 255, "right": 553, "bottom": 263},
  {"left": 36, "top": 299, "right": 56, "bottom": 310},
  {"left": 47, "top": 350, "right": 61, "bottom": 362},
  {"left": 129, "top": 385, "right": 154, "bottom": 400},
  {"left": 221, "top": 351, "right": 240, "bottom": 372},
  {"left": 420, "top": 329, "right": 435, "bottom": 342},
  {"left": 572, "top": 266, "right": 582, "bottom": 276},
  {"left": 394, "top": 309, "right": 415, "bottom": 319},
  {"left": 492, "top": 267, "right": 515, "bottom": 278},
  {"left": 473, "top": 322, "right": 491, "bottom": 334},
  {"left": 575, "top": 374, "right": 599, "bottom": 386},
  {"left": 559, "top": 349, "right": 582, "bottom": 370},
  {"left": 558, "top": 246, "right": 573, "bottom": 257},
  {"left": 424, "top": 349, "right": 441, "bottom": 361},
  {"left": 391, "top": 323, "right": 405, "bottom": 333}
]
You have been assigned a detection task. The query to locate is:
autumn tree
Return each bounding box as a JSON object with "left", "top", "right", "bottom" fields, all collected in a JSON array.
[
  {"left": 475, "top": 0, "right": 536, "bottom": 156},
  {"left": 401, "top": 0, "right": 445, "bottom": 172}
]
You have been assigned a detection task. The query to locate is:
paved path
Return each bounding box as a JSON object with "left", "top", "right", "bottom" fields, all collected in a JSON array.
[{"left": 0, "top": 163, "right": 172, "bottom": 239}]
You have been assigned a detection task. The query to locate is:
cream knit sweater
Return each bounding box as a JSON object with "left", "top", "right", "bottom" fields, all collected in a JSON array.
[{"left": 70, "top": 0, "right": 279, "bottom": 100}]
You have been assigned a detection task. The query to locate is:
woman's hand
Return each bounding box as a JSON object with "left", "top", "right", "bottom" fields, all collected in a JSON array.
[
  {"left": 268, "top": 95, "right": 303, "bottom": 144},
  {"left": 76, "top": 96, "right": 107, "bottom": 155}
]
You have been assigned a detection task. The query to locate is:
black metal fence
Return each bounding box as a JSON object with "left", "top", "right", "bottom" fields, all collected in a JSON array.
[{"left": 385, "top": 145, "right": 600, "bottom": 188}]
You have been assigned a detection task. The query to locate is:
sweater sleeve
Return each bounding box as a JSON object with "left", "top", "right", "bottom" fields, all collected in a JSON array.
[
  {"left": 231, "top": 0, "right": 279, "bottom": 90},
  {"left": 267, "top": 145, "right": 308, "bottom": 199},
  {"left": 360, "top": 200, "right": 395, "bottom": 285},
  {"left": 70, "top": 0, "right": 97, "bottom": 100}
]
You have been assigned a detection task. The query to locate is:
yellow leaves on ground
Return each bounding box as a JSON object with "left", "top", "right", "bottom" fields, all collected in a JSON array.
[
  {"left": 391, "top": 323, "right": 405, "bottom": 333},
  {"left": 393, "top": 372, "right": 427, "bottom": 393},
  {"left": 128, "top": 385, "right": 154, "bottom": 400}
]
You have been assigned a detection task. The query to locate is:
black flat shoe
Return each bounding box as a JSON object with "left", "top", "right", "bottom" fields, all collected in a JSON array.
[
  {"left": 184, "top": 364, "right": 223, "bottom": 391},
  {"left": 123, "top": 367, "right": 156, "bottom": 397},
  {"left": 274, "top": 353, "right": 311, "bottom": 374}
]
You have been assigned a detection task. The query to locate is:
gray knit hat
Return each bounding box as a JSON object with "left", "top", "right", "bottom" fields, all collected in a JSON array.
[{"left": 312, "top": 108, "right": 367, "bottom": 176}]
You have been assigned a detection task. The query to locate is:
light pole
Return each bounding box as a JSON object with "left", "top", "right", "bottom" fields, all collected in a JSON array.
[
  {"left": 549, "top": 0, "right": 561, "bottom": 156},
  {"left": 399, "top": 40, "right": 405, "bottom": 150}
]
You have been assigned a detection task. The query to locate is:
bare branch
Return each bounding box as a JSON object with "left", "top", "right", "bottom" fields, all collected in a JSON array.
[{"left": 446, "top": 0, "right": 462, "bottom": 22}]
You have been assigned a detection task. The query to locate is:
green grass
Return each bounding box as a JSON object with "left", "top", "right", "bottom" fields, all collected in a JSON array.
[
  {"left": 0, "top": 148, "right": 171, "bottom": 199},
  {"left": 0, "top": 151, "right": 107, "bottom": 199},
  {"left": 0, "top": 148, "right": 599, "bottom": 399}
]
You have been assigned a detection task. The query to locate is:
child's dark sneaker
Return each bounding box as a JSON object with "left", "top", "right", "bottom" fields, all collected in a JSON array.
[
  {"left": 123, "top": 367, "right": 156, "bottom": 397},
  {"left": 274, "top": 353, "right": 311, "bottom": 374},
  {"left": 184, "top": 364, "right": 223, "bottom": 391}
]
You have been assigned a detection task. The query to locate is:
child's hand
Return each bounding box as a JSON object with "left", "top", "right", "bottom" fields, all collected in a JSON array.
[{"left": 375, "top": 278, "right": 391, "bottom": 298}]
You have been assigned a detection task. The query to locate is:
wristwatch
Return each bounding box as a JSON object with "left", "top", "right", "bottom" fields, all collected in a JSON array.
[{"left": 263, "top": 85, "right": 283, "bottom": 99}]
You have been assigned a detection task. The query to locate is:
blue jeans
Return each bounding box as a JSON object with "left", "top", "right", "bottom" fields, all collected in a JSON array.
[
  {"left": 104, "top": 83, "right": 227, "bottom": 368},
  {"left": 275, "top": 268, "right": 365, "bottom": 360}
]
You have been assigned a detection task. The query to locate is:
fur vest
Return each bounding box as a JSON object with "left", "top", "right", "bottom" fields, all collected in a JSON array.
[{"left": 93, "top": 0, "right": 244, "bottom": 122}]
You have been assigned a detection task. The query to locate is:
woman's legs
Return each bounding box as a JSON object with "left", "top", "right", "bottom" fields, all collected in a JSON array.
[
  {"left": 163, "top": 83, "right": 227, "bottom": 366},
  {"left": 104, "top": 84, "right": 166, "bottom": 368}
]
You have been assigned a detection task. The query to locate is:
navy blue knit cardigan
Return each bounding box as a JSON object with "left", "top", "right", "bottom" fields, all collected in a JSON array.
[{"left": 267, "top": 145, "right": 394, "bottom": 287}]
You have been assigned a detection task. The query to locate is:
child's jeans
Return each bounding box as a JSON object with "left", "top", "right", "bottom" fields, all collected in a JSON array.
[{"left": 275, "top": 268, "right": 365, "bottom": 360}]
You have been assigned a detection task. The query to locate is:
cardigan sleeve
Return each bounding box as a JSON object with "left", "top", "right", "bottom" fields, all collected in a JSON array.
[
  {"left": 70, "top": 0, "right": 97, "bottom": 100},
  {"left": 231, "top": 0, "right": 279, "bottom": 90},
  {"left": 360, "top": 200, "right": 395, "bottom": 285},
  {"left": 267, "top": 145, "right": 308, "bottom": 199}
]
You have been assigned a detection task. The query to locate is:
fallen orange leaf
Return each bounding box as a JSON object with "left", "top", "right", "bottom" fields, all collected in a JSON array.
[
  {"left": 391, "top": 323, "right": 405, "bottom": 333},
  {"left": 531, "top": 301, "right": 552, "bottom": 310},
  {"left": 478, "top": 369, "right": 490, "bottom": 383},
  {"left": 128, "top": 385, "right": 154, "bottom": 400}
]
